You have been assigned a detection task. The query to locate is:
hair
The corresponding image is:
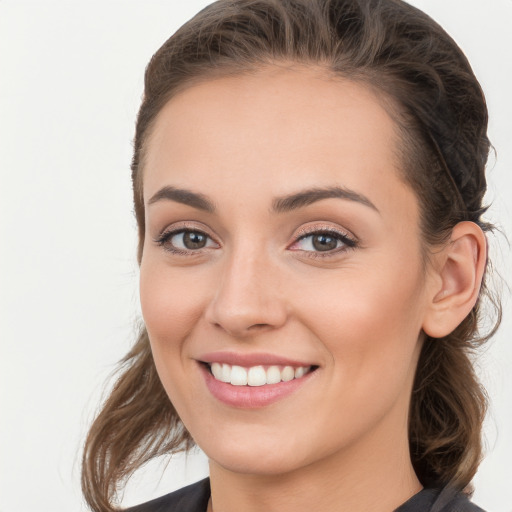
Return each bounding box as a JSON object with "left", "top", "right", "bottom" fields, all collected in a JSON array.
[{"left": 81, "top": 1, "right": 501, "bottom": 510}]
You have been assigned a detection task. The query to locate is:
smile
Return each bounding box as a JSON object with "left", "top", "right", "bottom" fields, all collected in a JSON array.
[
  {"left": 208, "top": 362, "right": 313, "bottom": 386},
  {"left": 198, "top": 355, "right": 319, "bottom": 408}
]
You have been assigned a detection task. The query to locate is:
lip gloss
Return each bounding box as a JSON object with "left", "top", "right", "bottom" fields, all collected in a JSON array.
[
  {"left": 199, "top": 363, "right": 316, "bottom": 408},
  {"left": 199, "top": 351, "right": 313, "bottom": 368}
]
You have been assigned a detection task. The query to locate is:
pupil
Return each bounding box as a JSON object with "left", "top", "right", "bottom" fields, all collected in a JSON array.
[
  {"left": 312, "top": 234, "right": 337, "bottom": 251},
  {"left": 184, "top": 231, "right": 207, "bottom": 249}
]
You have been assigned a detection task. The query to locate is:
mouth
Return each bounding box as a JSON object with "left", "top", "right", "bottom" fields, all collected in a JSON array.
[
  {"left": 202, "top": 362, "right": 318, "bottom": 387},
  {"left": 197, "top": 352, "right": 319, "bottom": 407}
]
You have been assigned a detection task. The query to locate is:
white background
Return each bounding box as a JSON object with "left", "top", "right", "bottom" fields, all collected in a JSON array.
[{"left": 0, "top": 1, "right": 510, "bottom": 511}]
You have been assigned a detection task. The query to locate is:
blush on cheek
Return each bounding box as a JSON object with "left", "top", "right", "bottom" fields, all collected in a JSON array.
[
  {"left": 140, "top": 266, "right": 211, "bottom": 355},
  {"left": 302, "top": 267, "right": 423, "bottom": 373}
]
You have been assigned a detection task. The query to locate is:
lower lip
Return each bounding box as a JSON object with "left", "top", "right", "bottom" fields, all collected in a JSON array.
[{"left": 200, "top": 364, "right": 316, "bottom": 408}]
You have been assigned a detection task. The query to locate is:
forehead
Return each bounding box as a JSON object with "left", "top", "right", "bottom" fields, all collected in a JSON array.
[{"left": 142, "top": 64, "right": 417, "bottom": 222}]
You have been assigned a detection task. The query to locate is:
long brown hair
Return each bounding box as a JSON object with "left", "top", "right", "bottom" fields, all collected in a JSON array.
[{"left": 82, "top": 1, "right": 501, "bottom": 510}]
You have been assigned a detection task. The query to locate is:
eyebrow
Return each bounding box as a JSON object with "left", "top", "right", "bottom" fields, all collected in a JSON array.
[
  {"left": 147, "top": 185, "right": 379, "bottom": 215},
  {"left": 272, "top": 186, "right": 379, "bottom": 214},
  {"left": 148, "top": 186, "right": 216, "bottom": 212}
]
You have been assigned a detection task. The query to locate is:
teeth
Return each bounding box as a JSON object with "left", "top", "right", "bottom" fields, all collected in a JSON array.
[
  {"left": 209, "top": 362, "right": 312, "bottom": 386},
  {"left": 221, "top": 363, "right": 231, "bottom": 383},
  {"left": 266, "top": 365, "right": 281, "bottom": 384},
  {"left": 294, "top": 367, "right": 305, "bottom": 378},
  {"left": 230, "top": 365, "right": 248, "bottom": 386},
  {"left": 247, "top": 366, "right": 266, "bottom": 386},
  {"left": 211, "top": 362, "right": 223, "bottom": 381},
  {"left": 281, "top": 366, "right": 295, "bottom": 382}
]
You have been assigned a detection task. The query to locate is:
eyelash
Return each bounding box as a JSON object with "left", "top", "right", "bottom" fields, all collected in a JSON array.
[
  {"left": 153, "top": 226, "right": 358, "bottom": 257},
  {"left": 290, "top": 227, "right": 358, "bottom": 259},
  {"left": 153, "top": 227, "right": 218, "bottom": 256}
]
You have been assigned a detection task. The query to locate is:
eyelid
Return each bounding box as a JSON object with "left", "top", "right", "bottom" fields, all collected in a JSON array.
[
  {"left": 152, "top": 221, "right": 220, "bottom": 254},
  {"left": 154, "top": 220, "right": 216, "bottom": 240},
  {"left": 152, "top": 221, "right": 358, "bottom": 257},
  {"left": 288, "top": 223, "right": 358, "bottom": 256},
  {"left": 293, "top": 223, "right": 356, "bottom": 241}
]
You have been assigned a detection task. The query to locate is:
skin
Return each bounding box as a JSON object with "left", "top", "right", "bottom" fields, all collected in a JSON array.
[{"left": 139, "top": 64, "right": 486, "bottom": 512}]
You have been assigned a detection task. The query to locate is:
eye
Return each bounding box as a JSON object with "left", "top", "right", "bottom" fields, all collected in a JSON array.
[
  {"left": 155, "top": 229, "right": 218, "bottom": 253},
  {"left": 290, "top": 229, "right": 357, "bottom": 254}
]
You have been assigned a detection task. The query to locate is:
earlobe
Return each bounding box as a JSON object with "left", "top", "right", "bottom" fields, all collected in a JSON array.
[{"left": 422, "top": 222, "right": 487, "bottom": 339}]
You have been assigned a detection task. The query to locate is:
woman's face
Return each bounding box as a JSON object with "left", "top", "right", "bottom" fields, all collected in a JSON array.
[{"left": 140, "top": 65, "right": 434, "bottom": 476}]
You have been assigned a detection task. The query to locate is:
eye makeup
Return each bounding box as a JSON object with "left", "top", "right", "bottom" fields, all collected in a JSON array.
[
  {"left": 152, "top": 220, "right": 359, "bottom": 260},
  {"left": 288, "top": 224, "right": 359, "bottom": 259},
  {"left": 154, "top": 230, "right": 218, "bottom": 255},
  {"left": 152, "top": 221, "right": 220, "bottom": 256}
]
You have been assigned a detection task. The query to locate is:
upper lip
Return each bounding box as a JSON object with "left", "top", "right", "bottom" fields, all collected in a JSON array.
[{"left": 198, "top": 351, "right": 315, "bottom": 368}]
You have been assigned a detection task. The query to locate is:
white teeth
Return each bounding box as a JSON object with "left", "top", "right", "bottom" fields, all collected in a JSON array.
[
  {"left": 209, "top": 362, "right": 312, "bottom": 386},
  {"left": 211, "top": 362, "right": 223, "bottom": 381},
  {"left": 230, "top": 365, "right": 248, "bottom": 386},
  {"left": 266, "top": 365, "right": 281, "bottom": 384},
  {"left": 221, "top": 363, "right": 231, "bottom": 383},
  {"left": 294, "top": 366, "right": 305, "bottom": 378},
  {"left": 247, "top": 366, "right": 266, "bottom": 386},
  {"left": 281, "top": 366, "right": 295, "bottom": 382}
]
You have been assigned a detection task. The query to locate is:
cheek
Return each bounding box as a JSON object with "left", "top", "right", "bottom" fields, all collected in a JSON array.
[
  {"left": 299, "top": 256, "right": 426, "bottom": 387},
  {"left": 294, "top": 266, "right": 426, "bottom": 449},
  {"left": 139, "top": 259, "right": 208, "bottom": 349},
  {"left": 138, "top": 259, "right": 213, "bottom": 414}
]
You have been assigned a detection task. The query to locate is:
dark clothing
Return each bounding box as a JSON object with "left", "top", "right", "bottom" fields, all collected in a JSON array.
[
  {"left": 395, "top": 485, "right": 485, "bottom": 512},
  {"left": 125, "top": 479, "right": 210, "bottom": 512},
  {"left": 126, "top": 478, "right": 486, "bottom": 512}
]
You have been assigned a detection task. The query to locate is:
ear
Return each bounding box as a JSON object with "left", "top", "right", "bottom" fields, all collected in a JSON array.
[{"left": 422, "top": 221, "right": 487, "bottom": 339}]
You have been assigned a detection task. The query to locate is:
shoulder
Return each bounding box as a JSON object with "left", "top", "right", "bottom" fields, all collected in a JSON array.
[
  {"left": 396, "top": 486, "right": 486, "bottom": 512},
  {"left": 124, "top": 478, "right": 210, "bottom": 512},
  {"left": 432, "top": 486, "right": 486, "bottom": 512}
]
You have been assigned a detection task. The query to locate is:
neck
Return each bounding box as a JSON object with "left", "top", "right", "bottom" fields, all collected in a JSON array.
[{"left": 208, "top": 414, "right": 421, "bottom": 512}]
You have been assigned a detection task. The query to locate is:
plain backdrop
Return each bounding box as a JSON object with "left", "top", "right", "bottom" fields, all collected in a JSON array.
[{"left": 0, "top": 1, "right": 511, "bottom": 511}]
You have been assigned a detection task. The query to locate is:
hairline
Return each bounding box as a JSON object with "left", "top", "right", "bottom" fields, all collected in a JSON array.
[{"left": 135, "top": 59, "right": 443, "bottom": 271}]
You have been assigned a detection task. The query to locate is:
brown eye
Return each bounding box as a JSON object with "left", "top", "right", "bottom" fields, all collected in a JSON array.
[
  {"left": 182, "top": 231, "right": 208, "bottom": 249},
  {"left": 312, "top": 234, "right": 338, "bottom": 251},
  {"left": 290, "top": 229, "right": 357, "bottom": 255},
  {"left": 155, "top": 229, "right": 218, "bottom": 253}
]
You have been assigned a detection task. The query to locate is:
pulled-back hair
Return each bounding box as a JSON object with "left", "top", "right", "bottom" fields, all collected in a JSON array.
[{"left": 81, "top": 1, "right": 501, "bottom": 510}]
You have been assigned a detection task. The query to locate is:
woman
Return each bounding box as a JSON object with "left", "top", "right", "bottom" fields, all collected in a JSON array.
[{"left": 81, "top": 0, "right": 501, "bottom": 510}]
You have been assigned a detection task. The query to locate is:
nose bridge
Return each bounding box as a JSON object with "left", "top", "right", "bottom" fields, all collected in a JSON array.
[{"left": 206, "top": 241, "right": 286, "bottom": 336}]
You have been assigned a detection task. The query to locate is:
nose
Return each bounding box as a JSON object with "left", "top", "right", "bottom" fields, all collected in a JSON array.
[{"left": 204, "top": 248, "right": 288, "bottom": 338}]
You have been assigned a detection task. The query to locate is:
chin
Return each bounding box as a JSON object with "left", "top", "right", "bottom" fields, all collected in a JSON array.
[
  {"left": 196, "top": 424, "right": 321, "bottom": 477},
  {"left": 208, "top": 447, "right": 307, "bottom": 476}
]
